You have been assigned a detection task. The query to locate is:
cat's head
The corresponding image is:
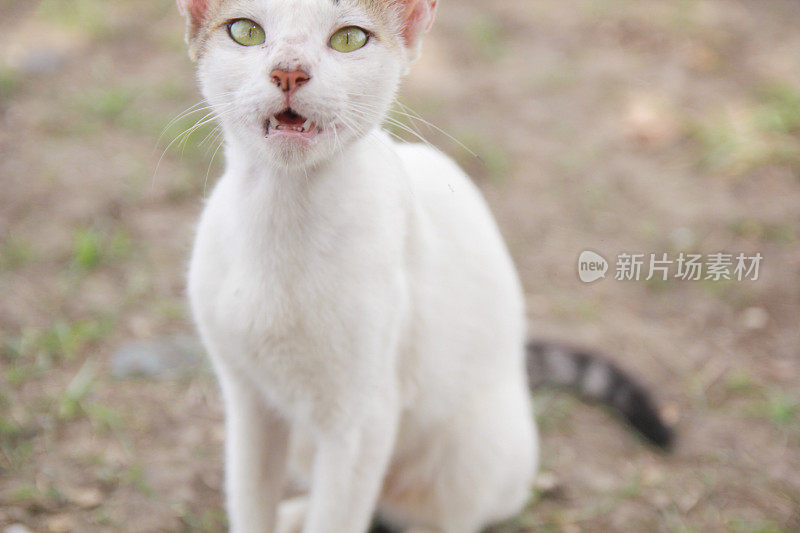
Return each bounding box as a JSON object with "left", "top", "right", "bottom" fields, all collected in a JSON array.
[{"left": 177, "top": 0, "right": 437, "bottom": 169}]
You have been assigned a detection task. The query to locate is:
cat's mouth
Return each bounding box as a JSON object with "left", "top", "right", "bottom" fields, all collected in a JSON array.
[{"left": 265, "top": 108, "right": 319, "bottom": 137}]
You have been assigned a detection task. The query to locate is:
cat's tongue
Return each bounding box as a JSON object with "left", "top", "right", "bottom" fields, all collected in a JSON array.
[{"left": 267, "top": 108, "right": 316, "bottom": 135}]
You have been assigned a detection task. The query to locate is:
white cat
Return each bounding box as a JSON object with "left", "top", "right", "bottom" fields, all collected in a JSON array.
[{"left": 179, "top": 1, "right": 671, "bottom": 532}]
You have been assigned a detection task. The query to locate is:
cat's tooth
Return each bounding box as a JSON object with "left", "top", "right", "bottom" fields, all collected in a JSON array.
[
  {"left": 269, "top": 116, "right": 279, "bottom": 132},
  {"left": 302, "top": 119, "right": 312, "bottom": 132}
]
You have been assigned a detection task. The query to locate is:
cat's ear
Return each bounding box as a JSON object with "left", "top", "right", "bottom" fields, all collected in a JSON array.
[
  {"left": 395, "top": 0, "right": 438, "bottom": 61},
  {"left": 176, "top": 0, "right": 213, "bottom": 59}
]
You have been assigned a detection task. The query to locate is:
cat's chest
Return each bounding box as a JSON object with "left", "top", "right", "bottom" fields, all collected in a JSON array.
[{"left": 196, "top": 235, "right": 339, "bottom": 358}]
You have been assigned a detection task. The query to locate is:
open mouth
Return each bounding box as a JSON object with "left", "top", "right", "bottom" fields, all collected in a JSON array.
[{"left": 266, "top": 108, "right": 319, "bottom": 136}]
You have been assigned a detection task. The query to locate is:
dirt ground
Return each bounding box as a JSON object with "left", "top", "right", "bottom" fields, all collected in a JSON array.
[{"left": 1, "top": 0, "right": 799, "bottom": 531}]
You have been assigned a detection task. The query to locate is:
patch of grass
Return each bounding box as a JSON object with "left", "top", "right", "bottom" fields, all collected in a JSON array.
[
  {"left": 91, "top": 88, "right": 135, "bottom": 121},
  {"left": 2, "top": 318, "right": 111, "bottom": 390},
  {"left": 156, "top": 80, "right": 195, "bottom": 102},
  {"left": 729, "top": 217, "right": 796, "bottom": 244},
  {"left": 83, "top": 402, "right": 125, "bottom": 434},
  {"left": 725, "top": 371, "right": 759, "bottom": 395},
  {"left": 72, "top": 226, "right": 135, "bottom": 271},
  {"left": 728, "top": 518, "right": 789, "bottom": 533},
  {"left": 0, "top": 66, "right": 22, "bottom": 99},
  {"left": 109, "top": 228, "right": 134, "bottom": 259},
  {"left": 91, "top": 508, "right": 116, "bottom": 527},
  {"left": 122, "top": 463, "right": 155, "bottom": 498},
  {"left": 7, "top": 485, "right": 39, "bottom": 503},
  {"left": 464, "top": 14, "right": 506, "bottom": 60},
  {"left": 575, "top": 299, "right": 601, "bottom": 321},
  {"left": 6, "top": 483, "right": 66, "bottom": 509},
  {"left": 0, "top": 236, "right": 35, "bottom": 270},
  {"left": 155, "top": 298, "right": 188, "bottom": 322},
  {"left": 689, "top": 85, "right": 800, "bottom": 177},
  {"left": 37, "top": 0, "right": 111, "bottom": 38},
  {"left": 124, "top": 269, "right": 152, "bottom": 302},
  {"left": 743, "top": 388, "right": 800, "bottom": 432},
  {"left": 667, "top": 0, "right": 701, "bottom": 31},
  {"left": 0, "top": 417, "right": 24, "bottom": 450},
  {"left": 40, "top": 317, "right": 113, "bottom": 362},
  {"left": 490, "top": 511, "right": 541, "bottom": 533},
  {"left": 3, "top": 330, "right": 40, "bottom": 386},
  {"left": 71, "top": 86, "right": 141, "bottom": 131},
  {"left": 763, "top": 391, "right": 799, "bottom": 428},
  {"left": 755, "top": 84, "right": 800, "bottom": 135},
  {"left": 0, "top": 416, "right": 34, "bottom": 471},
  {"left": 4, "top": 365, "right": 34, "bottom": 387},
  {"left": 177, "top": 505, "right": 228, "bottom": 532},
  {"left": 58, "top": 360, "right": 100, "bottom": 421},
  {"left": 534, "top": 392, "right": 579, "bottom": 434},
  {"left": 73, "top": 227, "right": 103, "bottom": 271}
]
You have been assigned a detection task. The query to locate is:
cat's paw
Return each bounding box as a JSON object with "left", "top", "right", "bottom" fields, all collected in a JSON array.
[{"left": 275, "top": 496, "right": 307, "bottom": 533}]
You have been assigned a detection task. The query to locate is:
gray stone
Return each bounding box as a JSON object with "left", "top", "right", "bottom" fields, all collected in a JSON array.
[
  {"left": 18, "top": 49, "right": 66, "bottom": 75},
  {"left": 110, "top": 334, "right": 205, "bottom": 379},
  {"left": 4, "top": 525, "right": 34, "bottom": 533}
]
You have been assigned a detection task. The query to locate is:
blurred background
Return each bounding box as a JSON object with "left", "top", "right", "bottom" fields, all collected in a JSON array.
[{"left": 1, "top": 0, "right": 799, "bottom": 531}]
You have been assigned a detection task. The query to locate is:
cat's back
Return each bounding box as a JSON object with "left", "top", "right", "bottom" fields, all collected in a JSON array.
[
  {"left": 390, "top": 139, "right": 526, "bottom": 388},
  {"left": 392, "top": 140, "right": 515, "bottom": 271}
]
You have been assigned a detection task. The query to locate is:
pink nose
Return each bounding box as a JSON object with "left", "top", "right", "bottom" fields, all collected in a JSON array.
[{"left": 270, "top": 69, "right": 310, "bottom": 96}]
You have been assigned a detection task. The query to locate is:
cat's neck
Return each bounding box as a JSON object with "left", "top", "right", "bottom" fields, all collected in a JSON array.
[{"left": 219, "top": 127, "right": 396, "bottom": 253}]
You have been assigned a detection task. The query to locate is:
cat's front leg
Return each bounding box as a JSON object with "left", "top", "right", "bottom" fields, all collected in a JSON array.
[
  {"left": 303, "top": 397, "right": 398, "bottom": 533},
  {"left": 218, "top": 367, "right": 290, "bottom": 533}
]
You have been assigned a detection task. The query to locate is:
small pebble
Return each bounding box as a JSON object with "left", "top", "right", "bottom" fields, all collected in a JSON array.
[
  {"left": 45, "top": 514, "right": 74, "bottom": 533},
  {"left": 69, "top": 487, "right": 103, "bottom": 509},
  {"left": 110, "top": 334, "right": 204, "bottom": 379},
  {"left": 741, "top": 307, "right": 769, "bottom": 331},
  {"left": 4, "top": 525, "right": 34, "bottom": 533},
  {"left": 18, "top": 49, "right": 65, "bottom": 75}
]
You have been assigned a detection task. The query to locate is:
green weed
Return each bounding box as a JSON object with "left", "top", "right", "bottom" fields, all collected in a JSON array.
[
  {"left": 72, "top": 226, "right": 134, "bottom": 271},
  {"left": 0, "top": 236, "right": 35, "bottom": 270},
  {"left": 122, "top": 463, "right": 155, "bottom": 498},
  {"left": 728, "top": 217, "right": 796, "bottom": 244},
  {"left": 0, "top": 66, "right": 21, "bottom": 99},
  {"left": 465, "top": 15, "right": 506, "bottom": 60},
  {"left": 73, "top": 228, "right": 103, "bottom": 270},
  {"left": 764, "top": 391, "right": 798, "bottom": 428},
  {"left": 177, "top": 505, "right": 228, "bottom": 532},
  {"left": 690, "top": 84, "right": 800, "bottom": 176},
  {"left": 58, "top": 359, "right": 100, "bottom": 421},
  {"left": 37, "top": 0, "right": 111, "bottom": 38}
]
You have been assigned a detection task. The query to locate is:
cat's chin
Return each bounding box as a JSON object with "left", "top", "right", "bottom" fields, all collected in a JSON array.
[
  {"left": 252, "top": 127, "right": 334, "bottom": 170},
  {"left": 262, "top": 130, "right": 325, "bottom": 169}
]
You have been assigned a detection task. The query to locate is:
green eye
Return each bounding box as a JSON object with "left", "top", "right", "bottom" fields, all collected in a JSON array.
[
  {"left": 330, "top": 26, "right": 368, "bottom": 53},
  {"left": 229, "top": 19, "right": 265, "bottom": 46}
]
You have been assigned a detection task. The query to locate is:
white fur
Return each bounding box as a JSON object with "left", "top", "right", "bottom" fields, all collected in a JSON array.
[{"left": 186, "top": 1, "right": 538, "bottom": 531}]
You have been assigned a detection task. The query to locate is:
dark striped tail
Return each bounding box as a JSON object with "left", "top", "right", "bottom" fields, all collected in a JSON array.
[{"left": 526, "top": 340, "right": 674, "bottom": 450}]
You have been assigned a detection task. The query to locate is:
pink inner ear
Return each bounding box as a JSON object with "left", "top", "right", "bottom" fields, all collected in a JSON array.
[
  {"left": 399, "top": 0, "right": 436, "bottom": 45},
  {"left": 178, "top": 0, "right": 210, "bottom": 25}
]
